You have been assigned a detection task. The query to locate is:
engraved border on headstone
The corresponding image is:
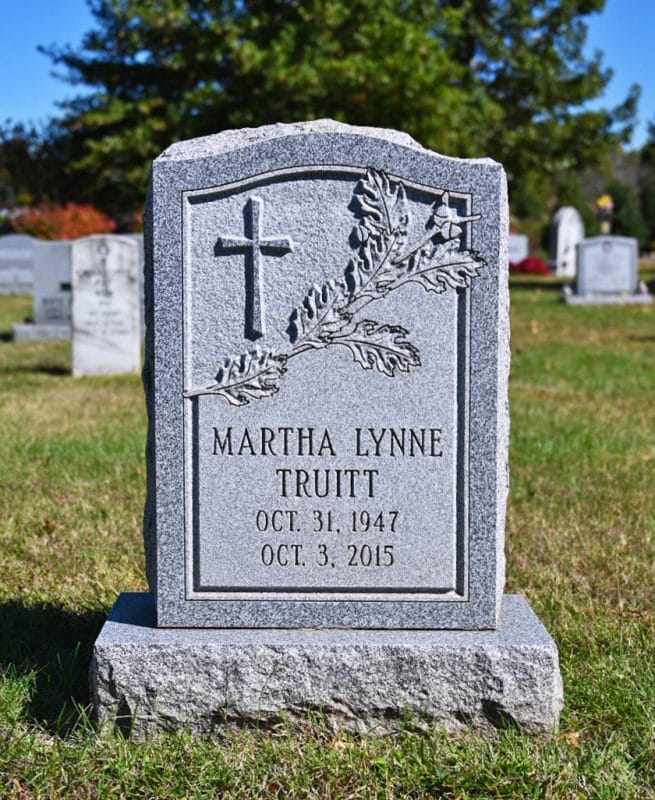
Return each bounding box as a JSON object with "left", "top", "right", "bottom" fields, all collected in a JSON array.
[
  {"left": 180, "top": 167, "right": 479, "bottom": 602},
  {"left": 145, "top": 121, "right": 509, "bottom": 629}
]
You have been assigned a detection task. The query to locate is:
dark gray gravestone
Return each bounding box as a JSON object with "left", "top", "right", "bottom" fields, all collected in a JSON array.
[
  {"left": 563, "top": 236, "right": 652, "bottom": 305},
  {"left": 90, "top": 121, "right": 562, "bottom": 736},
  {"left": 0, "top": 233, "right": 36, "bottom": 294}
]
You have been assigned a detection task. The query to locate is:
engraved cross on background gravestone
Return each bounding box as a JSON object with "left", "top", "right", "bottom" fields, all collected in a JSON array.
[
  {"left": 96, "top": 239, "right": 111, "bottom": 297},
  {"left": 215, "top": 196, "right": 293, "bottom": 340}
]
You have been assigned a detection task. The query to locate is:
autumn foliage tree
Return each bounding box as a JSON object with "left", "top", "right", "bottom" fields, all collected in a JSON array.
[{"left": 11, "top": 203, "right": 116, "bottom": 239}]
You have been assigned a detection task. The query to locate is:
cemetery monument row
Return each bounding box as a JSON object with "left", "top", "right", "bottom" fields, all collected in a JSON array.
[{"left": 90, "top": 120, "right": 562, "bottom": 735}]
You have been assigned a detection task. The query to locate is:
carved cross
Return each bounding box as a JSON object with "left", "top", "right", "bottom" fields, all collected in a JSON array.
[
  {"left": 92, "top": 238, "right": 111, "bottom": 298},
  {"left": 215, "top": 197, "right": 293, "bottom": 340}
]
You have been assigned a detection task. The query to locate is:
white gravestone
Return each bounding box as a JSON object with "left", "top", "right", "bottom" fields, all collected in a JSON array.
[
  {"left": 0, "top": 233, "right": 37, "bottom": 293},
  {"left": 123, "top": 232, "right": 145, "bottom": 339},
  {"left": 549, "top": 207, "right": 584, "bottom": 277},
  {"left": 563, "top": 236, "right": 652, "bottom": 305},
  {"left": 90, "top": 121, "right": 562, "bottom": 736},
  {"left": 71, "top": 235, "right": 141, "bottom": 376},
  {"left": 12, "top": 241, "right": 72, "bottom": 341},
  {"left": 508, "top": 233, "right": 528, "bottom": 265}
]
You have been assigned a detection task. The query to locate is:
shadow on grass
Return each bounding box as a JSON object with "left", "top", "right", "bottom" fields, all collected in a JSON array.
[
  {"left": 0, "top": 363, "right": 69, "bottom": 376},
  {"left": 0, "top": 600, "right": 105, "bottom": 731}
]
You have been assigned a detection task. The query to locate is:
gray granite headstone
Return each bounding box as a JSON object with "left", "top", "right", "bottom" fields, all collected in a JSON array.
[
  {"left": 0, "top": 233, "right": 36, "bottom": 293},
  {"left": 71, "top": 235, "right": 141, "bottom": 376},
  {"left": 90, "top": 121, "right": 562, "bottom": 735},
  {"left": 548, "top": 206, "right": 584, "bottom": 277},
  {"left": 34, "top": 242, "right": 72, "bottom": 325},
  {"left": 508, "top": 233, "right": 528, "bottom": 265},
  {"left": 12, "top": 241, "right": 73, "bottom": 341},
  {"left": 563, "top": 236, "right": 651, "bottom": 305},
  {"left": 146, "top": 121, "right": 509, "bottom": 630}
]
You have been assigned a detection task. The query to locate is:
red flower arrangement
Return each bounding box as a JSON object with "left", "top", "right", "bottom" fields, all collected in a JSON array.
[{"left": 510, "top": 256, "right": 549, "bottom": 275}]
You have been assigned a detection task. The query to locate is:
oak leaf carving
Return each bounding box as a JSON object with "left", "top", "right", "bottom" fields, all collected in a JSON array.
[
  {"left": 287, "top": 279, "right": 349, "bottom": 345},
  {"left": 184, "top": 349, "right": 286, "bottom": 406},
  {"left": 400, "top": 241, "right": 483, "bottom": 293},
  {"left": 333, "top": 320, "right": 421, "bottom": 377}
]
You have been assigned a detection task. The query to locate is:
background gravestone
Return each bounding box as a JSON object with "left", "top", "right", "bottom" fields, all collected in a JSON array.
[
  {"left": 71, "top": 235, "right": 141, "bottom": 376},
  {"left": 12, "top": 241, "right": 72, "bottom": 341},
  {"left": 563, "top": 235, "right": 652, "bottom": 305},
  {"left": 123, "top": 232, "right": 145, "bottom": 338},
  {"left": 549, "top": 206, "right": 584, "bottom": 277},
  {"left": 508, "top": 232, "right": 528, "bottom": 265},
  {"left": 90, "top": 121, "right": 562, "bottom": 736},
  {"left": 0, "top": 233, "right": 36, "bottom": 294}
]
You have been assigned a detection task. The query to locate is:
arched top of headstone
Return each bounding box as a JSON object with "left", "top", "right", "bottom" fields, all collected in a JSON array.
[
  {"left": 157, "top": 119, "right": 499, "bottom": 168},
  {"left": 0, "top": 232, "right": 38, "bottom": 244},
  {"left": 551, "top": 206, "right": 583, "bottom": 226}
]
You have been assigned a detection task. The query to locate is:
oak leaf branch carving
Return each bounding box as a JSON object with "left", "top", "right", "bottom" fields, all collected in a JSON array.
[
  {"left": 188, "top": 169, "right": 484, "bottom": 404},
  {"left": 184, "top": 348, "right": 287, "bottom": 406}
]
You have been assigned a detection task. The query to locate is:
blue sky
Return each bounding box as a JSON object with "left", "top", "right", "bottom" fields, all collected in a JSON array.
[{"left": 0, "top": 0, "right": 653, "bottom": 148}]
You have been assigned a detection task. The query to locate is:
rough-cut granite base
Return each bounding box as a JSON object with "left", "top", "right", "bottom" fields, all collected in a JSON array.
[
  {"left": 90, "top": 593, "right": 562, "bottom": 737},
  {"left": 13, "top": 322, "right": 71, "bottom": 341}
]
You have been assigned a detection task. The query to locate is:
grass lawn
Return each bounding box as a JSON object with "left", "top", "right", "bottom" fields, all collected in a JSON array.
[{"left": 0, "top": 276, "right": 653, "bottom": 799}]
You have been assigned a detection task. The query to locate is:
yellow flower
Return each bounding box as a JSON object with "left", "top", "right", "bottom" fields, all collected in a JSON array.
[{"left": 596, "top": 194, "right": 614, "bottom": 211}]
